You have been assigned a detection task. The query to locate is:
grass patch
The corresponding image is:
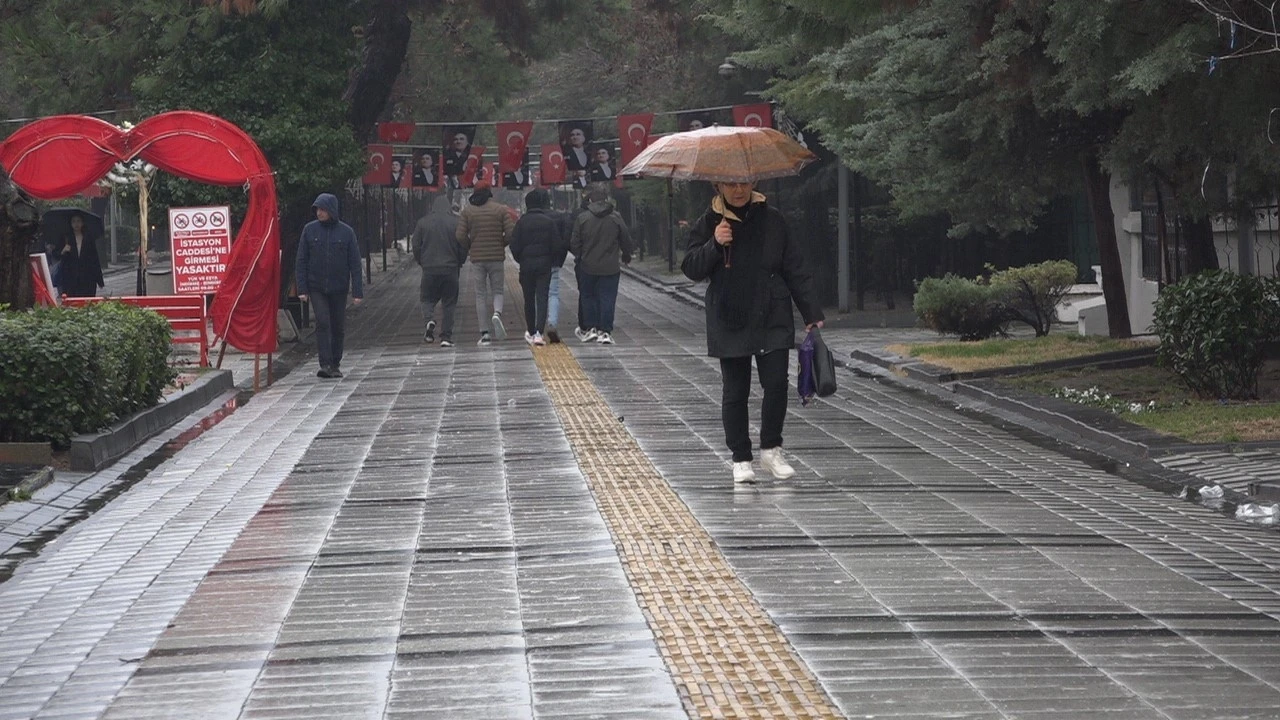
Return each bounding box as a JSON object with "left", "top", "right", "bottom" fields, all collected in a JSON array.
[
  {"left": 1002, "top": 360, "right": 1280, "bottom": 443},
  {"left": 887, "top": 334, "right": 1156, "bottom": 373}
]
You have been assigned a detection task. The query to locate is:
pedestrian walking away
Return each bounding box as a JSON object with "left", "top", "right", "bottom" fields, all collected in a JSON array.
[
  {"left": 570, "top": 183, "right": 632, "bottom": 346},
  {"left": 544, "top": 199, "right": 574, "bottom": 343},
  {"left": 682, "top": 181, "right": 823, "bottom": 483},
  {"left": 568, "top": 195, "right": 591, "bottom": 342},
  {"left": 510, "top": 188, "right": 568, "bottom": 347},
  {"left": 456, "top": 179, "right": 514, "bottom": 345},
  {"left": 296, "top": 192, "right": 364, "bottom": 379},
  {"left": 412, "top": 196, "right": 466, "bottom": 348}
]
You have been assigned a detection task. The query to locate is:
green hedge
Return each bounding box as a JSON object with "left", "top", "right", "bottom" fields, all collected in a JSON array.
[
  {"left": 913, "top": 274, "right": 1010, "bottom": 340},
  {"left": 1152, "top": 271, "right": 1280, "bottom": 400},
  {"left": 0, "top": 303, "right": 177, "bottom": 446}
]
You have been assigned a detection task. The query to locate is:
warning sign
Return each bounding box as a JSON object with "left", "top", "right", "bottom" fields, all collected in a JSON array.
[{"left": 169, "top": 205, "right": 232, "bottom": 295}]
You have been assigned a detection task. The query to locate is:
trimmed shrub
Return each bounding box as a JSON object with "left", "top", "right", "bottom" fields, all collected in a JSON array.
[
  {"left": 0, "top": 303, "right": 176, "bottom": 446},
  {"left": 1152, "top": 271, "right": 1280, "bottom": 400},
  {"left": 987, "top": 260, "right": 1078, "bottom": 337},
  {"left": 913, "top": 274, "right": 1009, "bottom": 341}
]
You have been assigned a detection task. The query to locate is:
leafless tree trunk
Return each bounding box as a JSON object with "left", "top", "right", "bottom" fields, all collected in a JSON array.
[
  {"left": 0, "top": 171, "right": 40, "bottom": 310},
  {"left": 343, "top": 0, "right": 412, "bottom": 144},
  {"left": 1081, "top": 149, "right": 1133, "bottom": 338}
]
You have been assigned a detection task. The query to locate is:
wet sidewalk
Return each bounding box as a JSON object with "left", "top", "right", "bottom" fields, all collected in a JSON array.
[{"left": 2, "top": 256, "right": 1280, "bottom": 718}]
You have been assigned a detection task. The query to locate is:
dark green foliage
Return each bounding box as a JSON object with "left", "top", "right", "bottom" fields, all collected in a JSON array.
[
  {"left": 988, "top": 260, "right": 1079, "bottom": 337},
  {"left": 913, "top": 274, "right": 1009, "bottom": 341},
  {"left": 1152, "top": 271, "right": 1280, "bottom": 400},
  {"left": 0, "top": 303, "right": 176, "bottom": 446}
]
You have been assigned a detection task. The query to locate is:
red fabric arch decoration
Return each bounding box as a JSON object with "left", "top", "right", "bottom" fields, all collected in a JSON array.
[{"left": 0, "top": 111, "right": 280, "bottom": 354}]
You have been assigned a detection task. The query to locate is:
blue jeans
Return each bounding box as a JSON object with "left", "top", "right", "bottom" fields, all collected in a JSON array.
[
  {"left": 547, "top": 267, "right": 560, "bottom": 327},
  {"left": 309, "top": 292, "right": 348, "bottom": 369},
  {"left": 579, "top": 272, "right": 620, "bottom": 333}
]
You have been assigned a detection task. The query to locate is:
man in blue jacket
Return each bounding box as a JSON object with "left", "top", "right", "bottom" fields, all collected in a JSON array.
[{"left": 296, "top": 193, "right": 364, "bottom": 379}]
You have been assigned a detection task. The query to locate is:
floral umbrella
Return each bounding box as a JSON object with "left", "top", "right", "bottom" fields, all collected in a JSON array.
[{"left": 619, "top": 125, "right": 817, "bottom": 182}]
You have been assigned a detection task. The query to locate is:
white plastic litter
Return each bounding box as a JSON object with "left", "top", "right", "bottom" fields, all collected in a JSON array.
[
  {"left": 1235, "top": 503, "right": 1280, "bottom": 523},
  {"left": 1199, "top": 485, "right": 1224, "bottom": 499}
]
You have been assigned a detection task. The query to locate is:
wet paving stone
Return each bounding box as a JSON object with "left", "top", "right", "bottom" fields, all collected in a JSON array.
[{"left": 4, "top": 258, "right": 1280, "bottom": 718}]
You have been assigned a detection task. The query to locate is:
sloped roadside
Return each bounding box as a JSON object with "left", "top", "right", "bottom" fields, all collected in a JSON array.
[{"left": 620, "top": 263, "right": 1280, "bottom": 524}]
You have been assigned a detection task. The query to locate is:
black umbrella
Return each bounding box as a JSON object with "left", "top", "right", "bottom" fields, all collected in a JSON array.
[{"left": 39, "top": 208, "right": 105, "bottom": 248}]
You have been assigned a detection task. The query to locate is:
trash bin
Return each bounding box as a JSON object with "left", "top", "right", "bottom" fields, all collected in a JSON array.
[{"left": 145, "top": 263, "right": 173, "bottom": 295}]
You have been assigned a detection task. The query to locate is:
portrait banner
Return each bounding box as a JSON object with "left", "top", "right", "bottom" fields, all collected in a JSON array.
[
  {"left": 442, "top": 125, "right": 477, "bottom": 187},
  {"left": 617, "top": 113, "right": 654, "bottom": 168},
  {"left": 411, "top": 147, "right": 440, "bottom": 188},
  {"left": 388, "top": 155, "right": 411, "bottom": 188},
  {"left": 558, "top": 120, "right": 594, "bottom": 175},
  {"left": 497, "top": 121, "right": 534, "bottom": 173}
]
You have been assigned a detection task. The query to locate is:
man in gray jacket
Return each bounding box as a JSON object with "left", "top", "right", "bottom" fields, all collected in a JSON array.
[
  {"left": 412, "top": 196, "right": 466, "bottom": 347},
  {"left": 570, "top": 183, "right": 632, "bottom": 345}
]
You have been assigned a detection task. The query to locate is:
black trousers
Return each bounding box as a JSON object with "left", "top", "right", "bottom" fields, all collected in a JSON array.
[
  {"left": 719, "top": 349, "right": 789, "bottom": 463},
  {"left": 310, "top": 292, "right": 348, "bottom": 369},
  {"left": 519, "top": 268, "right": 551, "bottom": 335},
  {"left": 420, "top": 270, "right": 460, "bottom": 339}
]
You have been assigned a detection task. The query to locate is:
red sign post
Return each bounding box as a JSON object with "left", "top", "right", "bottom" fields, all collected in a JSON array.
[{"left": 169, "top": 205, "right": 232, "bottom": 295}]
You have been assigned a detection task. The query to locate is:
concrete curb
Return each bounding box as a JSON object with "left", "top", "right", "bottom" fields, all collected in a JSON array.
[{"left": 69, "top": 369, "right": 235, "bottom": 472}]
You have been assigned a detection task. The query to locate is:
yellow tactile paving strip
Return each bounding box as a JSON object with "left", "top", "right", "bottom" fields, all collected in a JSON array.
[{"left": 531, "top": 342, "right": 844, "bottom": 719}]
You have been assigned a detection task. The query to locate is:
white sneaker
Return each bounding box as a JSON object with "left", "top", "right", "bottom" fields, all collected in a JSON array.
[
  {"left": 581, "top": 328, "right": 599, "bottom": 342},
  {"left": 732, "top": 461, "right": 756, "bottom": 484},
  {"left": 524, "top": 331, "right": 536, "bottom": 346},
  {"left": 533, "top": 332, "right": 546, "bottom": 346},
  {"left": 596, "top": 331, "right": 613, "bottom": 345},
  {"left": 491, "top": 313, "right": 507, "bottom": 341},
  {"left": 760, "top": 447, "right": 796, "bottom": 479},
  {"left": 478, "top": 332, "right": 491, "bottom": 346},
  {"left": 574, "top": 327, "right": 588, "bottom": 341}
]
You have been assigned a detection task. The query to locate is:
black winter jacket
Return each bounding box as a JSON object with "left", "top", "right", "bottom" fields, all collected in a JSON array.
[
  {"left": 681, "top": 198, "right": 823, "bottom": 358},
  {"left": 296, "top": 193, "right": 364, "bottom": 298},
  {"left": 510, "top": 208, "right": 568, "bottom": 275}
]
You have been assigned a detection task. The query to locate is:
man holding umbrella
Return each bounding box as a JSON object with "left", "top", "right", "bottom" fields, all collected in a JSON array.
[{"left": 625, "top": 125, "right": 822, "bottom": 484}]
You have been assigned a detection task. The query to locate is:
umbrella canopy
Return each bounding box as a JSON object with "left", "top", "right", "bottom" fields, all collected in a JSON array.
[
  {"left": 38, "top": 208, "right": 105, "bottom": 248},
  {"left": 619, "top": 125, "right": 817, "bottom": 183}
]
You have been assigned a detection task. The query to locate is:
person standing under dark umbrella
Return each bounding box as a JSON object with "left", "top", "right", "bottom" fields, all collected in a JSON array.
[
  {"left": 296, "top": 193, "right": 364, "bottom": 379},
  {"left": 682, "top": 181, "right": 824, "bottom": 484},
  {"left": 56, "top": 211, "right": 104, "bottom": 298}
]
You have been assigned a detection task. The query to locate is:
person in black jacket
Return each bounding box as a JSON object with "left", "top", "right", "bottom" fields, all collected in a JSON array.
[
  {"left": 509, "top": 188, "right": 568, "bottom": 346},
  {"left": 681, "top": 181, "right": 824, "bottom": 484},
  {"left": 296, "top": 193, "right": 364, "bottom": 379},
  {"left": 56, "top": 211, "right": 104, "bottom": 298}
]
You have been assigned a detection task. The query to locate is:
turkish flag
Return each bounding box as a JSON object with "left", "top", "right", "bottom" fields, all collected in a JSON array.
[
  {"left": 363, "top": 144, "right": 392, "bottom": 186},
  {"left": 616, "top": 113, "right": 654, "bottom": 168},
  {"left": 460, "top": 145, "right": 487, "bottom": 187},
  {"left": 540, "top": 143, "right": 565, "bottom": 184},
  {"left": 496, "top": 121, "right": 533, "bottom": 173},
  {"left": 732, "top": 103, "right": 772, "bottom": 128},
  {"left": 377, "top": 122, "right": 416, "bottom": 143}
]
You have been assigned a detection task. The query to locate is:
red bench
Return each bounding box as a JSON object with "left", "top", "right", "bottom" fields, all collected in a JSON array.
[{"left": 62, "top": 295, "right": 210, "bottom": 367}]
